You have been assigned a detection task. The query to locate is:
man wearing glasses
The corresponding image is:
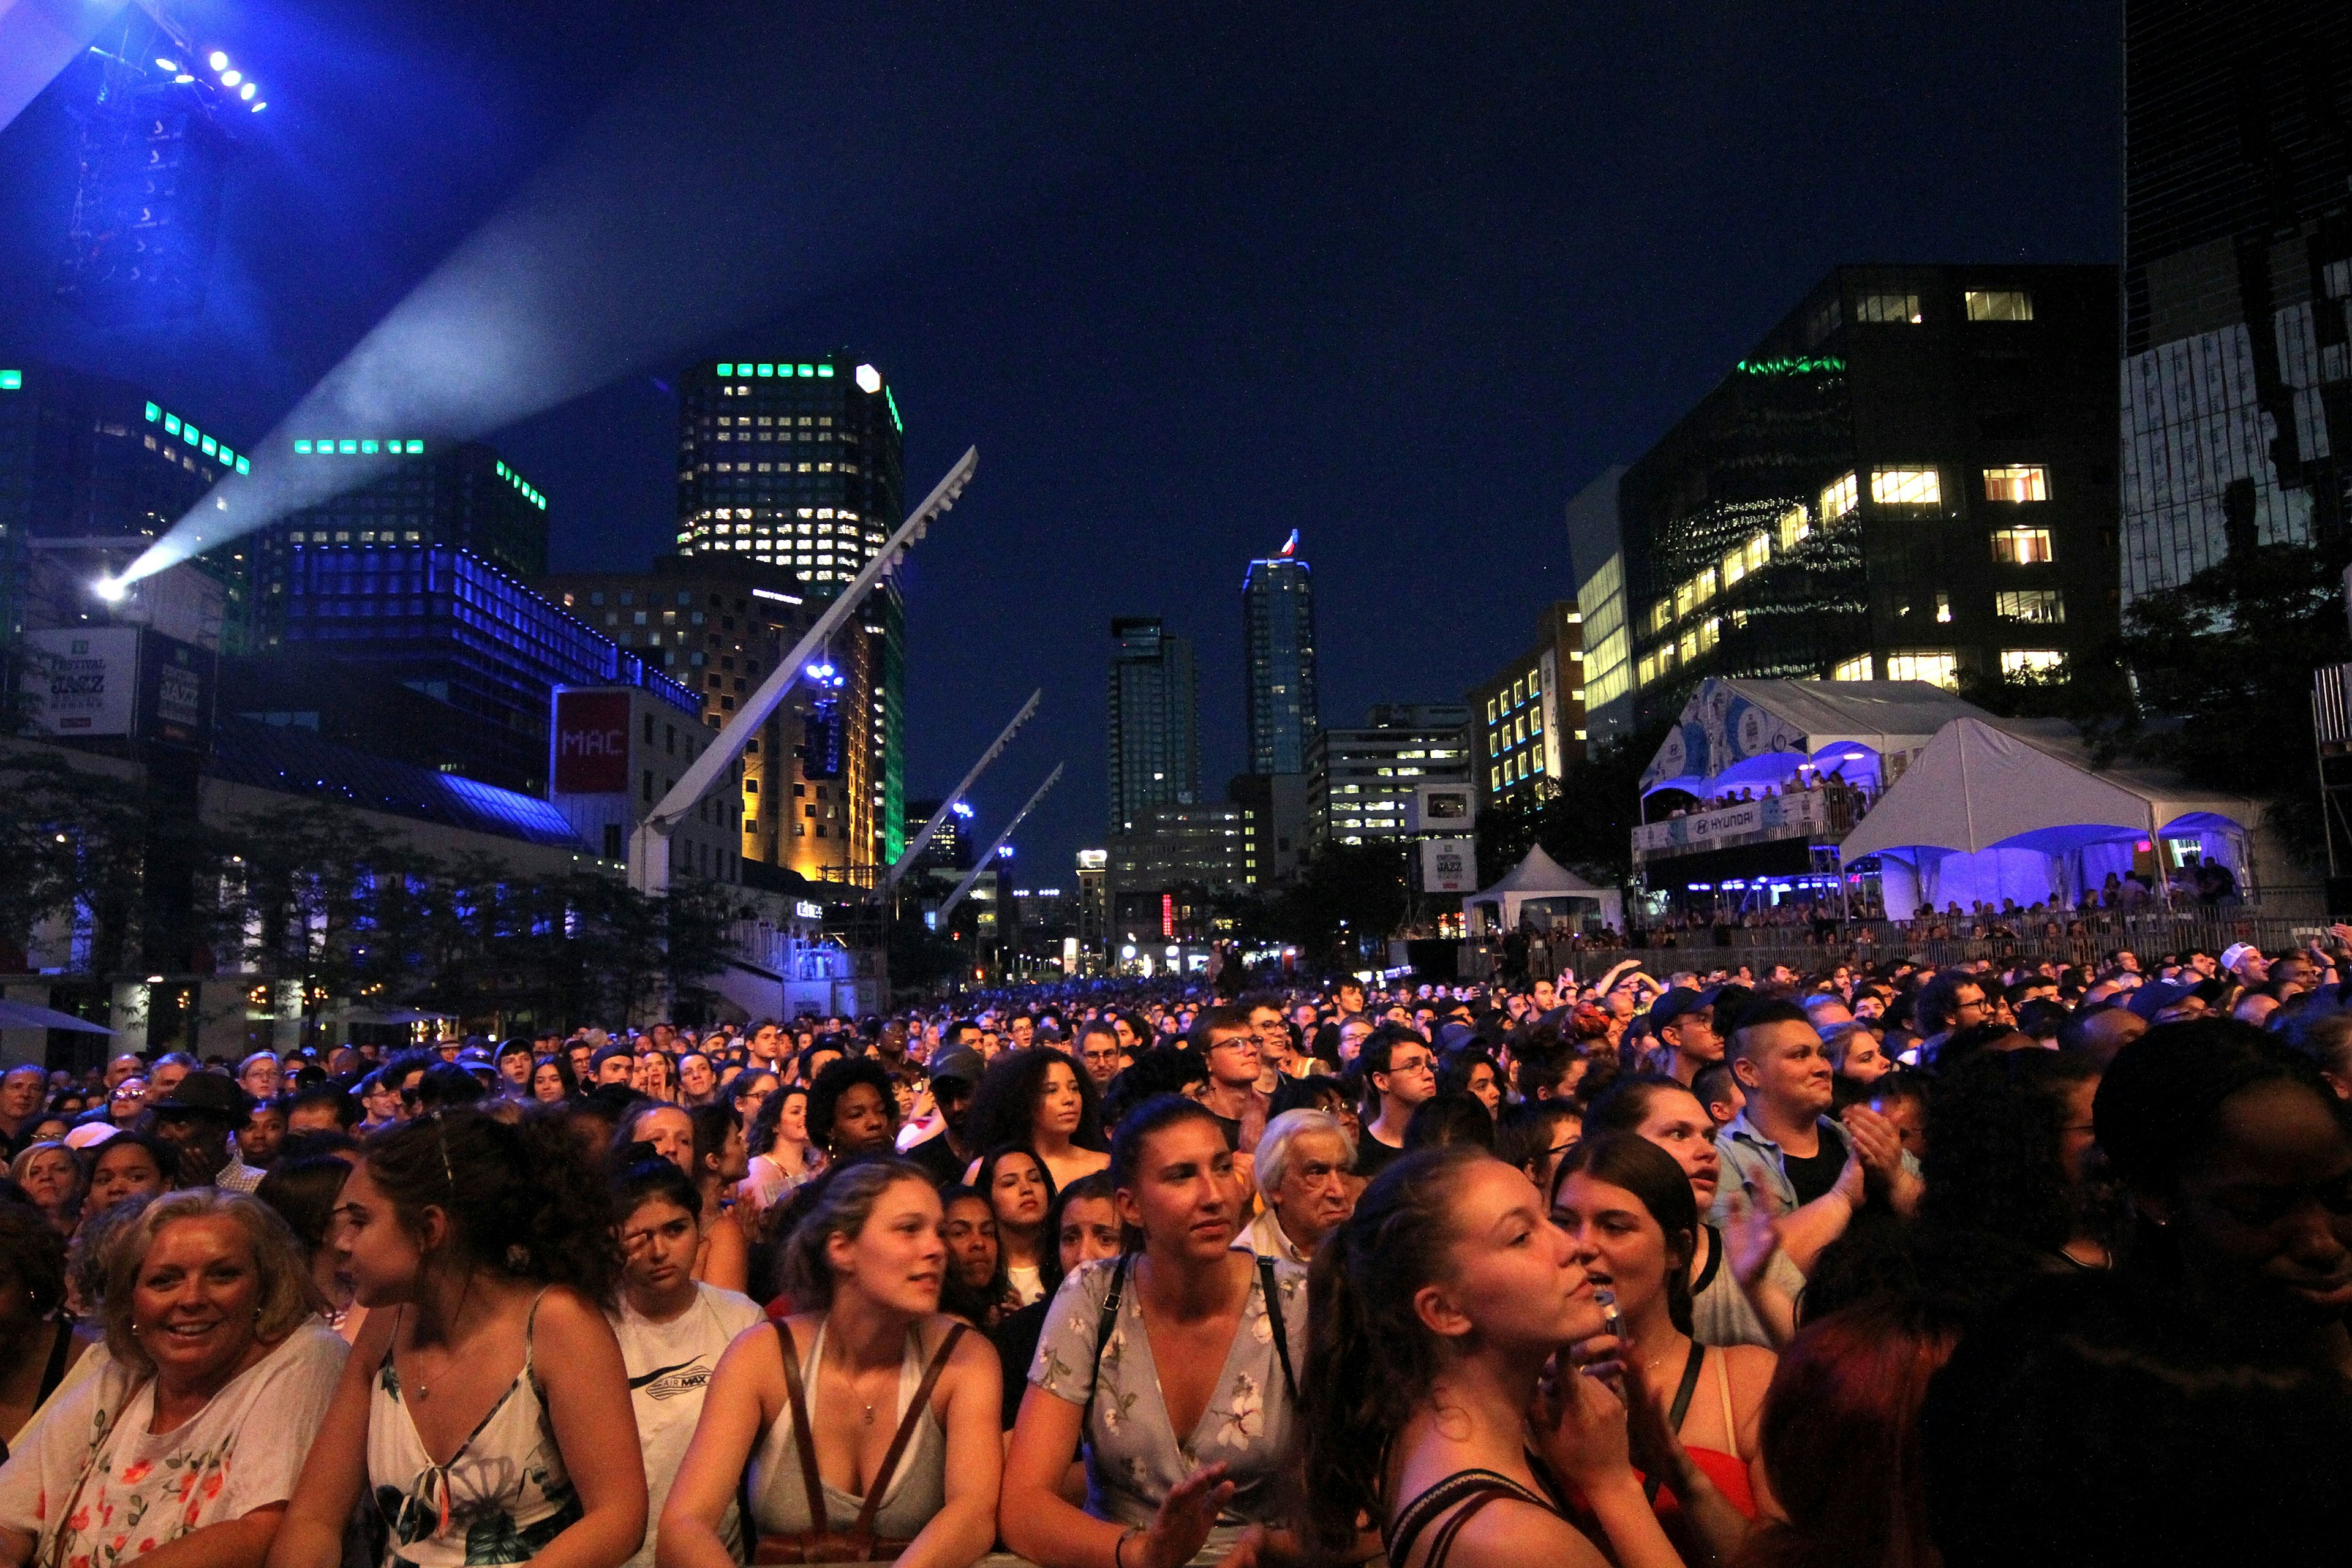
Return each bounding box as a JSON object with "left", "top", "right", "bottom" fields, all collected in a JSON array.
[{"left": 1353, "top": 1025, "right": 1438, "bottom": 1181}]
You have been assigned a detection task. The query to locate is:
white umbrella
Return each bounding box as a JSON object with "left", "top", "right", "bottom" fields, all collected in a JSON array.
[{"left": 0, "top": 999, "right": 114, "bottom": 1034}]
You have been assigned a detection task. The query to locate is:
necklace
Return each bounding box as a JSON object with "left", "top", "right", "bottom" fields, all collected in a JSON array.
[{"left": 403, "top": 1272, "right": 478, "bottom": 1401}]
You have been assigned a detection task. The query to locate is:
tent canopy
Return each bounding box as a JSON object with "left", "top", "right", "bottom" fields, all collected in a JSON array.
[
  {"left": 1840, "top": 716, "right": 2266, "bottom": 861},
  {"left": 0, "top": 999, "right": 113, "bottom": 1034},
  {"left": 1463, "top": 845, "right": 1625, "bottom": 934},
  {"left": 1640, "top": 678, "right": 1991, "bottom": 797}
]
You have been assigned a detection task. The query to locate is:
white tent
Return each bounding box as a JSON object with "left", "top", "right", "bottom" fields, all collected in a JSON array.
[
  {"left": 1463, "top": 845, "right": 1626, "bottom": 936},
  {"left": 1640, "top": 678, "right": 1991, "bottom": 799},
  {"left": 1840, "top": 716, "right": 2272, "bottom": 910}
]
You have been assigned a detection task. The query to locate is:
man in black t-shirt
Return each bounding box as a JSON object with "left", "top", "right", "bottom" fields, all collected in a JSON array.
[{"left": 903, "top": 1047, "right": 985, "bottom": 1186}]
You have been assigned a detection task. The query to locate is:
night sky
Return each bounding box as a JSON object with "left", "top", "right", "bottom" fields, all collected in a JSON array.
[{"left": 0, "top": 2, "right": 2120, "bottom": 882}]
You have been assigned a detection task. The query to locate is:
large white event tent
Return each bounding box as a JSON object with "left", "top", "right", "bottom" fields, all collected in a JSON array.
[
  {"left": 1838, "top": 715, "right": 2274, "bottom": 911},
  {"left": 1462, "top": 845, "right": 1626, "bottom": 937},
  {"left": 1638, "top": 678, "right": 1992, "bottom": 801}
]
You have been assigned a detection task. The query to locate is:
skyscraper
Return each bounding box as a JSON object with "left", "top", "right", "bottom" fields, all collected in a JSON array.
[
  {"left": 1242, "top": 530, "right": 1319, "bottom": 775},
  {"left": 1107, "top": 616, "right": 1198, "bottom": 833},
  {"left": 1621, "top": 264, "right": 2119, "bottom": 727},
  {"left": 674, "top": 356, "right": 907, "bottom": 878},
  {"left": 2121, "top": 1, "right": 2352, "bottom": 600}
]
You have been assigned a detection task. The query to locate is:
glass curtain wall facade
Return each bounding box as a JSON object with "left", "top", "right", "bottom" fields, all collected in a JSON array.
[
  {"left": 1241, "top": 542, "right": 1318, "bottom": 775},
  {"left": 0, "top": 364, "right": 257, "bottom": 647},
  {"left": 674, "top": 356, "right": 908, "bottom": 879},
  {"left": 1622, "top": 265, "right": 2120, "bottom": 727},
  {"left": 1107, "top": 616, "right": 1199, "bottom": 832},
  {"left": 2120, "top": 0, "right": 2352, "bottom": 600}
]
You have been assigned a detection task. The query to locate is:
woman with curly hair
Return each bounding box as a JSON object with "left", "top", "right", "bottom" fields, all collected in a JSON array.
[
  {"left": 963, "top": 1048, "right": 1108, "bottom": 1192},
  {"left": 268, "top": 1109, "right": 645, "bottom": 1568},
  {"left": 0, "top": 1202, "right": 93, "bottom": 1458},
  {"left": 807, "top": 1056, "right": 899, "bottom": 1163}
]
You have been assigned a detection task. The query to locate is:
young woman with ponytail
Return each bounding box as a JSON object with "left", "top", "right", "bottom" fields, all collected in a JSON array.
[
  {"left": 266, "top": 1109, "right": 647, "bottom": 1568},
  {"left": 1302, "top": 1145, "right": 1682, "bottom": 1568}
]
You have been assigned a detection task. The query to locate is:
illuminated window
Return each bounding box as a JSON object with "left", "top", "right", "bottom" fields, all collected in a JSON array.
[
  {"left": 1490, "top": 767, "right": 1501, "bottom": 790},
  {"left": 1983, "top": 464, "right": 2048, "bottom": 502},
  {"left": 1646, "top": 600, "right": 1673, "bottom": 635},
  {"left": 1485, "top": 698, "right": 1497, "bottom": 723},
  {"left": 1991, "top": 527, "right": 2054, "bottom": 564},
  {"left": 1934, "top": 594, "right": 1951, "bottom": 624},
  {"left": 1678, "top": 629, "right": 1698, "bottom": 663},
  {"left": 1694, "top": 567, "right": 1717, "bottom": 605},
  {"left": 1698, "top": 616, "right": 1720, "bottom": 652},
  {"left": 1779, "top": 505, "right": 1812, "bottom": 551},
  {"left": 1855, "top": 292, "right": 1921, "bottom": 324},
  {"left": 1870, "top": 467, "right": 1942, "bottom": 507},
  {"left": 1996, "top": 588, "right": 2065, "bottom": 623},
  {"left": 1964, "top": 290, "right": 2034, "bottom": 322},
  {"left": 2001, "top": 649, "right": 2065, "bottom": 675},
  {"left": 1638, "top": 654, "right": 1657, "bottom": 687},
  {"left": 1820, "top": 473, "right": 1858, "bottom": 521},
  {"left": 1745, "top": 533, "right": 1770, "bottom": 572},
  {"left": 1883, "top": 651, "right": 1958, "bottom": 688},
  {"left": 1830, "top": 654, "right": 1873, "bottom": 682}
]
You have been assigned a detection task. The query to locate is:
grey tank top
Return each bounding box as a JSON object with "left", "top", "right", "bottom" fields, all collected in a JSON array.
[{"left": 749, "top": 1318, "right": 949, "bottom": 1540}]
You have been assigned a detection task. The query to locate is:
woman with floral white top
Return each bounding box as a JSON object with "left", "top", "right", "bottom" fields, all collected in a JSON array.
[
  {"left": 0, "top": 1189, "right": 347, "bottom": 1568},
  {"left": 1001, "top": 1096, "right": 1307, "bottom": 1568}
]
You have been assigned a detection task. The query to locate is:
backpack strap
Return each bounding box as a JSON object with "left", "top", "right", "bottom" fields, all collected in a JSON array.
[
  {"left": 774, "top": 1319, "right": 830, "bottom": 1538},
  {"left": 848, "top": 1322, "right": 968, "bottom": 1540},
  {"left": 1256, "top": 1256, "right": 1298, "bottom": 1404}
]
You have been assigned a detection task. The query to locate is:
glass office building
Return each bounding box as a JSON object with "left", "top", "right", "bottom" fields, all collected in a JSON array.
[
  {"left": 674, "top": 356, "right": 906, "bottom": 876},
  {"left": 1241, "top": 535, "right": 1319, "bottom": 775},
  {"left": 1107, "top": 616, "right": 1199, "bottom": 833}
]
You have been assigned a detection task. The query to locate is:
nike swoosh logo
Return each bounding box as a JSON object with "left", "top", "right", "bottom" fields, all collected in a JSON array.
[{"left": 628, "top": 1359, "right": 702, "bottom": 1390}]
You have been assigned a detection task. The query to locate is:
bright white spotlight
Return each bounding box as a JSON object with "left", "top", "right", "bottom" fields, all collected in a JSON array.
[
  {"left": 173, "top": 74, "right": 194, "bottom": 83},
  {"left": 239, "top": 82, "right": 255, "bottom": 100},
  {"left": 208, "top": 50, "right": 227, "bottom": 70},
  {"left": 854, "top": 364, "right": 881, "bottom": 393},
  {"left": 251, "top": 100, "right": 265, "bottom": 111},
  {"left": 221, "top": 69, "right": 240, "bottom": 85},
  {"left": 155, "top": 57, "right": 178, "bottom": 71},
  {"left": 92, "top": 577, "right": 126, "bottom": 603}
]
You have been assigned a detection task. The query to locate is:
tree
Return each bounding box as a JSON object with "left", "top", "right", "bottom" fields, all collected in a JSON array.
[
  {"left": 1475, "top": 720, "right": 1673, "bottom": 889},
  {"left": 1268, "top": 841, "right": 1408, "bottom": 965}
]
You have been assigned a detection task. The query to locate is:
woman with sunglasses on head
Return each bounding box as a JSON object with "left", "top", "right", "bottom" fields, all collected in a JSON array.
[
  {"left": 266, "top": 1109, "right": 645, "bottom": 1568},
  {"left": 1303, "top": 1145, "right": 1679, "bottom": 1568}
]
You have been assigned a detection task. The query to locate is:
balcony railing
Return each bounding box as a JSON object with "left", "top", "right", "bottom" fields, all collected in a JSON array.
[{"left": 1632, "top": 788, "right": 1859, "bottom": 861}]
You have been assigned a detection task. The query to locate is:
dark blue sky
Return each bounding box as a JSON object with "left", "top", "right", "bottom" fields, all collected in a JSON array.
[{"left": 0, "top": 1, "right": 2120, "bottom": 883}]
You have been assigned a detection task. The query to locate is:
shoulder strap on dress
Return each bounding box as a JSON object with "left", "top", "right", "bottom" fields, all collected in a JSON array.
[
  {"left": 1080, "top": 1254, "right": 1131, "bottom": 1429},
  {"left": 1644, "top": 1341, "right": 1709, "bottom": 1505},
  {"left": 773, "top": 1319, "right": 830, "bottom": 1537},
  {"left": 1712, "top": 1341, "right": 1739, "bottom": 1460},
  {"left": 848, "top": 1322, "right": 968, "bottom": 1539},
  {"left": 1384, "top": 1470, "right": 1548, "bottom": 1568},
  {"left": 1256, "top": 1257, "right": 1297, "bottom": 1404}
]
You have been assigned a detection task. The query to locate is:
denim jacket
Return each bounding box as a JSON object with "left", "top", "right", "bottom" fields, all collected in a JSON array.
[{"left": 1709, "top": 1107, "right": 1919, "bottom": 1227}]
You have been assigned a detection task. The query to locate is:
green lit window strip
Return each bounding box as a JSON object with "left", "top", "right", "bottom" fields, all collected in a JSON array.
[
  {"left": 717, "top": 360, "right": 832, "bottom": 379},
  {"left": 0, "top": 370, "right": 21, "bottom": 391},
  {"left": 138, "top": 397, "right": 241, "bottom": 467},
  {"left": 1735, "top": 355, "right": 1845, "bottom": 375}
]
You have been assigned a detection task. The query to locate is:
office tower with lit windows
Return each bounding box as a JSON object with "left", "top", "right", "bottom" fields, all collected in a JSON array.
[
  {"left": 1306, "top": 704, "right": 1474, "bottom": 849},
  {"left": 1468, "top": 602, "right": 1586, "bottom": 811},
  {"left": 251, "top": 439, "right": 550, "bottom": 638},
  {"left": 674, "top": 356, "right": 906, "bottom": 880},
  {"left": 1621, "top": 264, "right": 2119, "bottom": 729},
  {"left": 540, "top": 557, "right": 881, "bottom": 883},
  {"left": 1242, "top": 531, "right": 1318, "bottom": 775},
  {"left": 2122, "top": 1, "right": 2352, "bottom": 599},
  {"left": 1107, "top": 616, "right": 1199, "bottom": 832},
  {"left": 1565, "top": 467, "right": 1632, "bottom": 746},
  {"left": 0, "top": 363, "right": 258, "bottom": 647}
]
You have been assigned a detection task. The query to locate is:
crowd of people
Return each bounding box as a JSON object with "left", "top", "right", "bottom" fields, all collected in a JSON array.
[{"left": 5, "top": 938, "right": 2352, "bottom": 1568}]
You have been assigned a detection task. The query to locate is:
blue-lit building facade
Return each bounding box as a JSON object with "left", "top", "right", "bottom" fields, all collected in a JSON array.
[
  {"left": 1241, "top": 535, "right": 1319, "bottom": 776},
  {"left": 236, "top": 541, "right": 698, "bottom": 796},
  {"left": 1107, "top": 616, "right": 1199, "bottom": 833},
  {"left": 0, "top": 362, "right": 257, "bottom": 647},
  {"left": 673, "top": 356, "right": 906, "bottom": 882},
  {"left": 250, "top": 436, "right": 552, "bottom": 617}
]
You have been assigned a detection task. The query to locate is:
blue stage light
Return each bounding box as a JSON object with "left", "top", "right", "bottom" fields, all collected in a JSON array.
[
  {"left": 208, "top": 50, "right": 227, "bottom": 70},
  {"left": 251, "top": 102, "right": 265, "bottom": 112},
  {"left": 239, "top": 83, "right": 254, "bottom": 100},
  {"left": 155, "top": 57, "right": 178, "bottom": 71},
  {"left": 221, "top": 69, "right": 240, "bottom": 85}
]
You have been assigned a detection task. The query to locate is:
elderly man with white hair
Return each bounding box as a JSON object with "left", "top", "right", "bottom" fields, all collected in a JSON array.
[{"left": 1246, "top": 1107, "right": 1358, "bottom": 1264}]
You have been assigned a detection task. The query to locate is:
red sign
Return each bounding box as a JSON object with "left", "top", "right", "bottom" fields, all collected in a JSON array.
[
  {"left": 1161, "top": 894, "right": 1175, "bottom": 938},
  {"left": 553, "top": 690, "right": 631, "bottom": 794}
]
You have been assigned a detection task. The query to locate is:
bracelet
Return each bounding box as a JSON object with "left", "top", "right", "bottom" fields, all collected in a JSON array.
[{"left": 1115, "top": 1526, "right": 1146, "bottom": 1568}]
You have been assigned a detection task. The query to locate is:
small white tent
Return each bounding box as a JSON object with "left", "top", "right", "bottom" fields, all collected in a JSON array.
[
  {"left": 1463, "top": 845, "right": 1626, "bottom": 936},
  {"left": 1839, "top": 716, "right": 2271, "bottom": 910}
]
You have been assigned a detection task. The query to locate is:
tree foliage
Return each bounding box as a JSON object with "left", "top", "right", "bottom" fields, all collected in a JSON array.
[{"left": 1475, "top": 719, "right": 1672, "bottom": 889}]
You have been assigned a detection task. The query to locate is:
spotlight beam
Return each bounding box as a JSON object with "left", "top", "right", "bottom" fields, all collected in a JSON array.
[
  {"left": 627, "top": 447, "right": 978, "bottom": 897},
  {"left": 0, "top": 0, "right": 133, "bottom": 135},
  {"left": 115, "top": 24, "right": 927, "bottom": 590}
]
